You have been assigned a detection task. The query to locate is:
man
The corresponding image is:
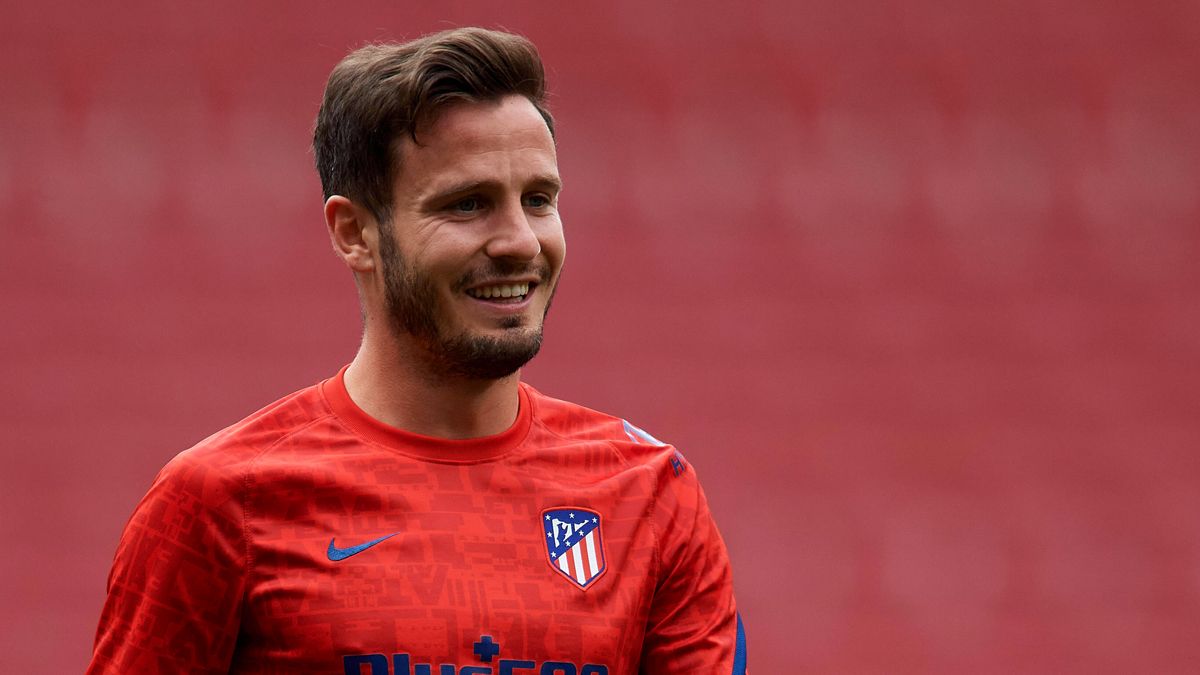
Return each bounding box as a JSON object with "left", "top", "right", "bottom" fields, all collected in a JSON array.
[{"left": 89, "top": 27, "right": 746, "bottom": 675}]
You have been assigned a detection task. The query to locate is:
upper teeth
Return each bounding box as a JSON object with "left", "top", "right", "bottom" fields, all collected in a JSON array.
[{"left": 468, "top": 283, "right": 530, "bottom": 299}]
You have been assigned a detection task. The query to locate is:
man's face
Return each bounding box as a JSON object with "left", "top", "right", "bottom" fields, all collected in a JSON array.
[{"left": 378, "top": 95, "right": 565, "bottom": 380}]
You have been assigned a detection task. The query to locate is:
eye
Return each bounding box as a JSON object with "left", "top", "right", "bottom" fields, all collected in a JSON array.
[
  {"left": 451, "top": 196, "right": 484, "bottom": 213},
  {"left": 523, "top": 193, "right": 552, "bottom": 209}
]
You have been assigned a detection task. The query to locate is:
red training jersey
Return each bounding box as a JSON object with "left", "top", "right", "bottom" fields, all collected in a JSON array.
[{"left": 89, "top": 368, "right": 747, "bottom": 674}]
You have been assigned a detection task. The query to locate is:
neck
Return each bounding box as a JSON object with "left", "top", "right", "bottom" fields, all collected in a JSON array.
[{"left": 342, "top": 326, "right": 522, "bottom": 440}]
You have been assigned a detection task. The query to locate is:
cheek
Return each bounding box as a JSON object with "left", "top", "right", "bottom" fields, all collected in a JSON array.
[
  {"left": 539, "top": 219, "right": 567, "bottom": 270},
  {"left": 413, "top": 238, "right": 477, "bottom": 279}
]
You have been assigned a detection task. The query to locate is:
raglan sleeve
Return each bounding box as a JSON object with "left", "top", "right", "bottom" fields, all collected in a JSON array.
[
  {"left": 87, "top": 448, "right": 248, "bottom": 674},
  {"left": 640, "top": 448, "right": 748, "bottom": 675}
]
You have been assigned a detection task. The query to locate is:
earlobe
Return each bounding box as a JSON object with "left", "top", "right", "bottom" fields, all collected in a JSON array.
[{"left": 325, "top": 196, "right": 376, "bottom": 273}]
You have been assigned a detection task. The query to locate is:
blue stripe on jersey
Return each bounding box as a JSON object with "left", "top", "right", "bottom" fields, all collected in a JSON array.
[{"left": 732, "top": 612, "right": 747, "bottom": 674}]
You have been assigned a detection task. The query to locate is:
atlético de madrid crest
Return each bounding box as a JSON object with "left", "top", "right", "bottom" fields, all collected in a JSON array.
[{"left": 542, "top": 507, "right": 606, "bottom": 590}]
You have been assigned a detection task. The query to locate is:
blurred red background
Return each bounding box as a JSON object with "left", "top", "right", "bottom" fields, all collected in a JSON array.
[{"left": 2, "top": 1, "right": 1198, "bottom": 672}]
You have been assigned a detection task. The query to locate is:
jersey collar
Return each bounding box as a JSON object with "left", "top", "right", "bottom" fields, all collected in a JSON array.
[{"left": 321, "top": 365, "right": 533, "bottom": 463}]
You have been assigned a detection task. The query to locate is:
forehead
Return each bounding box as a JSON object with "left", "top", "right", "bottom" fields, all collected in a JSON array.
[{"left": 395, "top": 95, "right": 558, "bottom": 193}]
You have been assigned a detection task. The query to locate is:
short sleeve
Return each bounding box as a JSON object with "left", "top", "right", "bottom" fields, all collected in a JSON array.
[
  {"left": 87, "top": 450, "right": 248, "bottom": 674},
  {"left": 640, "top": 450, "right": 747, "bottom": 674}
]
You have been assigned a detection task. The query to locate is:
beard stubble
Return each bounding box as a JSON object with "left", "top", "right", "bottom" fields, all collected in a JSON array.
[{"left": 378, "top": 223, "right": 552, "bottom": 380}]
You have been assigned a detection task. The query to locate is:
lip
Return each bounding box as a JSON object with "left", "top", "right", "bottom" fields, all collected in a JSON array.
[
  {"left": 467, "top": 294, "right": 534, "bottom": 311},
  {"left": 462, "top": 276, "right": 543, "bottom": 294},
  {"left": 462, "top": 282, "right": 539, "bottom": 315}
]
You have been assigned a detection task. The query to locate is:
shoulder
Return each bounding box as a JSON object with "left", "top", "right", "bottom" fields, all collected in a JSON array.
[
  {"left": 521, "top": 382, "right": 693, "bottom": 478},
  {"left": 153, "top": 379, "right": 336, "bottom": 493}
]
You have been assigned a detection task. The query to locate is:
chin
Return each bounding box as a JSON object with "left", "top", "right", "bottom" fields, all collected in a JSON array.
[
  {"left": 431, "top": 325, "right": 545, "bottom": 380},
  {"left": 496, "top": 316, "right": 524, "bottom": 330}
]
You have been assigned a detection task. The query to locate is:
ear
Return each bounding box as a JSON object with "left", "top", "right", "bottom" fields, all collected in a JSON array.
[{"left": 324, "top": 195, "right": 376, "bottom": 273}]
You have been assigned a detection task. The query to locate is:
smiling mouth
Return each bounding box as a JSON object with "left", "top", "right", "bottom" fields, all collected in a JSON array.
[{"left": 465, "top": 282, "right": 534, "bottom": 303}]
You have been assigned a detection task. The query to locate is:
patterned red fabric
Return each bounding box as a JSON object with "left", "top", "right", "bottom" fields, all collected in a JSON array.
[{"left": 88, "top": 367, "right": 740, "bottom": 674}]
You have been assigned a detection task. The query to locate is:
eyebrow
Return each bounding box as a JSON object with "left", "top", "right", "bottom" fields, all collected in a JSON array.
[{"left": 425, "top": 174, "right": 564, "bottom": 204}]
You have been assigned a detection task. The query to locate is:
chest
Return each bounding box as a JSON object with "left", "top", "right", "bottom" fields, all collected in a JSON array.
[{"left": 237, "top": 455, "right": 657, "bottom": 674}]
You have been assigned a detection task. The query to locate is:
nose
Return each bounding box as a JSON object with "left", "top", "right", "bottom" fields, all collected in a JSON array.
[{"left": 485, "top": 200, "right": 542, "bottom": 262}]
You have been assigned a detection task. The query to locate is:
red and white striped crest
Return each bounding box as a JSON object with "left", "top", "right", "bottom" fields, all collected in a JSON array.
[{"left": 541, "top": 507, "right": 606, "bottom": 589}]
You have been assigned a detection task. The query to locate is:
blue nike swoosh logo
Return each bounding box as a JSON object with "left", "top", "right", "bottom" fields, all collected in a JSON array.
[{"left": 327, "top": 533, "right": 399, "bottom": 561}]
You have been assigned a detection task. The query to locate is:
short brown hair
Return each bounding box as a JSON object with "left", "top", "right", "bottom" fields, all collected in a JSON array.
[{"left": 313, "top": 27, "right": 554, "bottom": 224}]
